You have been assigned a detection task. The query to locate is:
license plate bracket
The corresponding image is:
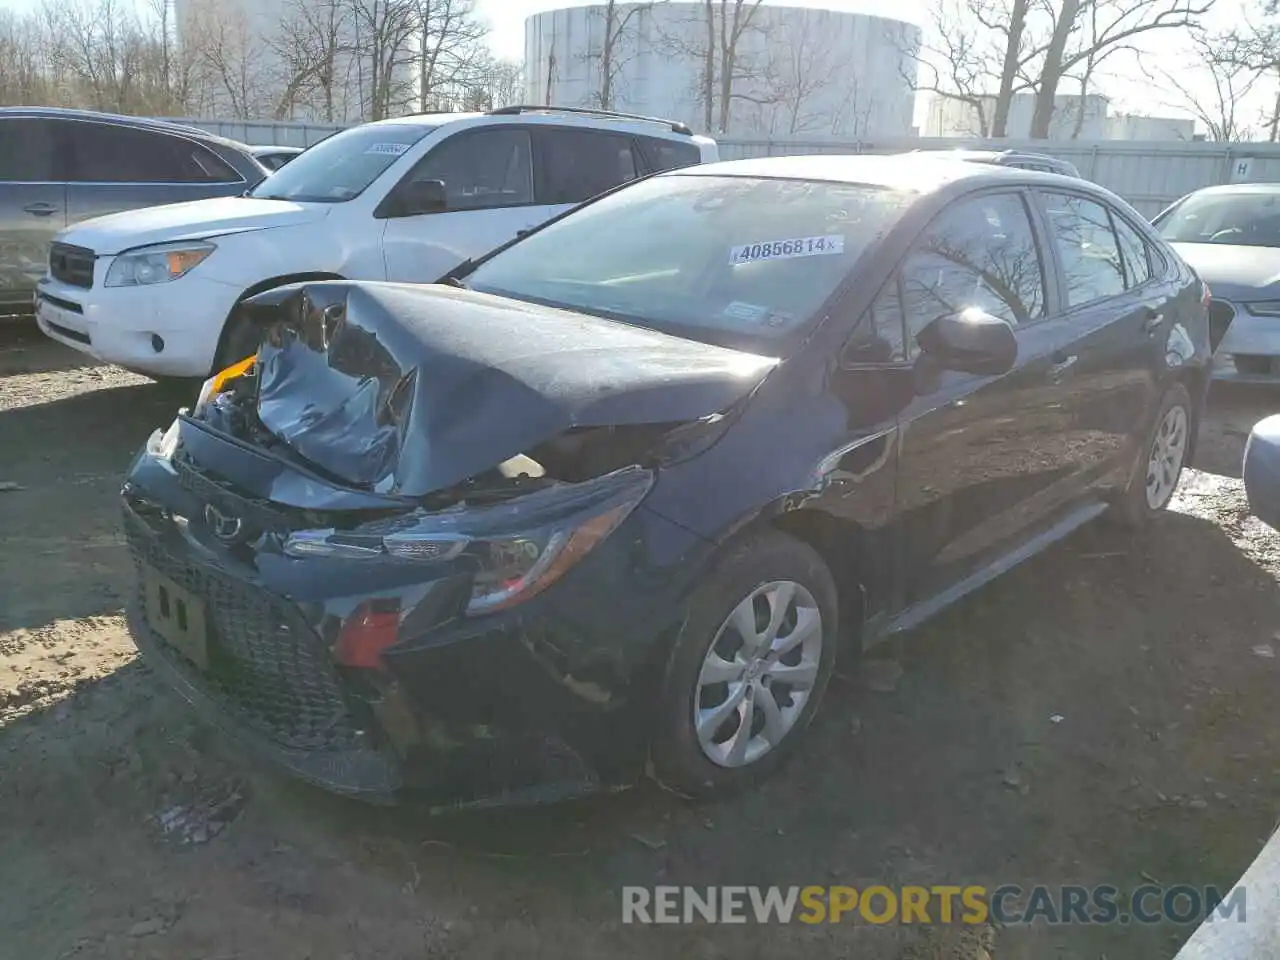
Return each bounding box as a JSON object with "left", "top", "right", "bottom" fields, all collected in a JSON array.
[{"left": 142, "top": 565, "right": 210, "bottom": 671}]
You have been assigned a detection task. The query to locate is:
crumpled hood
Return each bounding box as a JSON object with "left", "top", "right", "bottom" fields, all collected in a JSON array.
[
  {"left": 61, "top": 196, "right": 329, "bottom": 256},
  {"left": 1170, "top": 242, "right": 1280, "bottom": 301},
  {"left": 242, "top": 282, "right": 779, "bottom": 497}
]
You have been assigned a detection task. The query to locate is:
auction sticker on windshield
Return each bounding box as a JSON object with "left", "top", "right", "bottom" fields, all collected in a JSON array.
[
  {"left": 365, "top": 143, "right": 412, "bottom": 156},
  {"left": 731, "top": 235, "right": 845, "bottom": 265}
]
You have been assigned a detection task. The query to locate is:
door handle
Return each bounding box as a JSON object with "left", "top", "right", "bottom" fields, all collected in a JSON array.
[
  {"left": 516, "top": 228, "right": 532, "bottom": 238},
  {"left": 1047, "top": 354, "right": 1078, "bottom": 381},
  {"left": 1142, "top": 308, "right": 1164, "bottom": 335},
  {"left": 23, "top": 202, "right": 58, "bottom": 217}
]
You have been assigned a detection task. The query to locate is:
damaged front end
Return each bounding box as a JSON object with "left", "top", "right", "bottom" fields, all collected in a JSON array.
[{"left": 121, "top": 280, "right": 775, "bottom": 805}]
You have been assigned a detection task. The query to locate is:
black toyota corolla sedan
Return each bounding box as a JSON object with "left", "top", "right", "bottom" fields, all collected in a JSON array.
[{"left": 121, "top": 155, "right": 1211, "bottom": 808}]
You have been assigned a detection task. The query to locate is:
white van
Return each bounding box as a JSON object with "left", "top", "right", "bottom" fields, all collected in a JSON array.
[{"left": 35, "top": 107, "right": 718, "bottom": 378}]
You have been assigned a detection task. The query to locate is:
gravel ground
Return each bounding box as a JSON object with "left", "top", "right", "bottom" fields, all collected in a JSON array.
[{"left": 2, "top": 322, "right": 1279, "bottom": 960}]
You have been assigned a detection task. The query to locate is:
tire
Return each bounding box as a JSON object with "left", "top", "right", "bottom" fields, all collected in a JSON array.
[
  {"left": 649, "top": 528, "right": 839, "bottom": 798},
  {"left": 1112, "top": 382, "right": 1193, "bottom": 528}
]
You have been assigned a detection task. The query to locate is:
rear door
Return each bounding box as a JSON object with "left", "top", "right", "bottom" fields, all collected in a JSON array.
[
  {"left": 530, "top": 126, "right": 647, "bottom": 219},
  {"left": 381, "top": 126, "right": 543, "bottom": 283},
  {"left": 1032, "top": 190, "right": 1164, "bottom": 494},
  {"left": 0, "top": 117, "right": 66, "bottom": 308},
  {"left": 888, "top": 189, "right": 1092, "bottom": 608},
  {"left": 64, "top": 121, "right": 245, "bottom": 226}
]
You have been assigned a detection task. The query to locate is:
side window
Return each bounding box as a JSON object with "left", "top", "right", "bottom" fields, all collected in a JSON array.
[
  {"left": 1040, "top": 192, "right": 1126, "bottom": 308},
  {"left": 1111, "top": 213, "right": 1153, "bottom": 289},
  {"left": 848, "top": 279, "right": 908, "bottom": 364},
  {"left": 899, "top": 192, "right": 1046, "bottom": 357},
  {"left": 409, "top": 128, "right": 533, "bottom": 211},
  {"left": 534, "top": 128, "right": 640, "bottom": 204},
  {"left": 0, "top": 119, "right": 62, "bottom": 182},
  {"left": 68, "top": 123, "right": 239, "bottom": 183},
  {"left": 636, "top": 136, "right": 701, "bottom": 173}
]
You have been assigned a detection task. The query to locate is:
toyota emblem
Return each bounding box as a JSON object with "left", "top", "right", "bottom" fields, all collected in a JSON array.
[{"left": 204, "top": 503, "right": 244, "bottom": 543}]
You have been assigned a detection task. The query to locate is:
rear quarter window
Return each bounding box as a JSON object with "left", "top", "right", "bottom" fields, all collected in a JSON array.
[{"left": 637, "top": 136, "right": 702, "bottom": 173}]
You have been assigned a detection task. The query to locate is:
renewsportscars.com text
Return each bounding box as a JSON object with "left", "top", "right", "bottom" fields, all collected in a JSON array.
[{"left": 621, "top": 884, "right": 1246, "bottom": 926}]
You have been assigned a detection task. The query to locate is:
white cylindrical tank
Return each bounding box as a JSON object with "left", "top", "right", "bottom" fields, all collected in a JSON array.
[{"left": 525, "top": 2, "right": 921, "bottom": 138}]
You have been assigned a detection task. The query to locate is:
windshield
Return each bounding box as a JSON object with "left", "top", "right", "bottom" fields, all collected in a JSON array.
[
  {"left": 1157, "top": 192, "right": 1280, "bottom": 247},
  {"left": 250, "top": 124, "right": 433, "bottom": 203},
  {"left": 464, "top": 174, "right": 913, "bottom": 350}
]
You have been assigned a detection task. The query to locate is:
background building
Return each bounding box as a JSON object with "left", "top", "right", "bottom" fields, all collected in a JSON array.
[
  {"left": 924, "top": 92, "right": 1197, "bottom": 141},
  {"left": 524, "top": 2, "right": 922, "bottom": 138}
]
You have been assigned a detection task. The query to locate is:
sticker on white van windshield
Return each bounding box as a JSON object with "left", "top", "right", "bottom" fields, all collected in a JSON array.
[
  {"left": 730, "top": 235, "right": 845, "bottom": 265},
  {"left": 722, "top": 301, "right": 770, "bottom": 323},
  {"left": 364, "top": 142, "right": 412, "bottom": 156}
]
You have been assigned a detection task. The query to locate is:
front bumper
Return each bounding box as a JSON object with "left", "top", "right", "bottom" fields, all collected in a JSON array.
[
  {"left": 35, "top": 272, "right": 240, "bottom": 378},
  {"left": 120, "top": 435, "right": 707, "bottom": 807},
  {"left": 1212, "top": 301, "right": 1280, "bottom": 383}
]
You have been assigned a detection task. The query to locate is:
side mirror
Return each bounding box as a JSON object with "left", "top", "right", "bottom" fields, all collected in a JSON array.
[
  {"left": 916, "top": 308, "right": 1017, "bottom": 376},
  {"left": 394, "top": 179, "right": 447, "bottom": 217}
]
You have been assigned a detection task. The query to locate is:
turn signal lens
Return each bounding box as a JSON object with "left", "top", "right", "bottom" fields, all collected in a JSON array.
[{"left": 193, "top": 354, "right": 256, "bottom": 416}]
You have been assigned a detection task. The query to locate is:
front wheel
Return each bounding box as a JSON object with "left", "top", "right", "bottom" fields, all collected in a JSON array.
[
  {"left": 1113, "top": 382, "right": 1193, "bottom": 527},
  {"left": 649, "top": 528, "right": 839, "bottom": 798}
]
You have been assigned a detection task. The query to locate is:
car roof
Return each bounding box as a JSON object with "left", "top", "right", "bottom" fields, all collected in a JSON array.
[
  {"left": 362, "top": 109, "right": 712, "bottom": 144},
  {"left": 0, "top": 106, "right": 253, "bottom": 153},
  {"left": 670, "top": 153, "right": 1051, "bottom": 193},
  {"left": 1185, "top": 182, "right": 1280, "bottom": 197},
  {"left": 251, "top": 145, "right": 303, "bottom": 155}
]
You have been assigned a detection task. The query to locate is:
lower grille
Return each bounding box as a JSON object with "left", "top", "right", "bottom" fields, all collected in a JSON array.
[
  {"left": 49, "top": 242, "right": 95, "bottom": 289},
  {"left": 123, "top": 508, "right": 363, "bottom": 753},
  {"left": 1209, "top": 299, "right": 1235, "bottom": 353},
  {"left": 46, "top": 320, "right": 90, "bottom": 345}
]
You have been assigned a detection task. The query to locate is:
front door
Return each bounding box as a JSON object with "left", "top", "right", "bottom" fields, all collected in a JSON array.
[
  {"left": 888, "top": 189, "right": 1088, "bottom": 608},
  {"left": 0, "top": 118, "right": 66, "bottom": 309},
  {"left": 381, "top": 126, "right": 552, "bottom": 284}
]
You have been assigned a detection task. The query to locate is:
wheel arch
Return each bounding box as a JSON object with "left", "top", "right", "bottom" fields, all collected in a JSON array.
[{"left": 210, "top": 271, "right": 348, "bottom": 374}]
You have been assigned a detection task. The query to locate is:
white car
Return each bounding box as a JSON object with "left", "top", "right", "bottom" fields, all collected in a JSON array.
[{"left": 35, "top": 107, "right": 717, "bottom": 378}]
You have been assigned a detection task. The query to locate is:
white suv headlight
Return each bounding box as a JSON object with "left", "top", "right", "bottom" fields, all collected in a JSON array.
[{"left": 105, "top": 241, "right": 216, "bottom": 287}]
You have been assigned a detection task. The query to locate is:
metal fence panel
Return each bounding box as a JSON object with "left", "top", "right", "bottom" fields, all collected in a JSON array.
[
  {"left": 717, "top": 136, "right": 1280, "bottom": 218},
  {"left": 162, "top": 118, "right": 347, "bottom": 147}
]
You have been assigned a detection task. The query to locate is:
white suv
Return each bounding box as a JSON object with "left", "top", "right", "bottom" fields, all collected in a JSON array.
[{"left": 35, "top": 107, "right": 717, "bottom": 378}]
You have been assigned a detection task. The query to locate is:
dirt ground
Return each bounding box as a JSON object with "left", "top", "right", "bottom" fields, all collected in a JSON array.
[{"left": 2, "top": 321, "right": 1279, "bottom": 960}]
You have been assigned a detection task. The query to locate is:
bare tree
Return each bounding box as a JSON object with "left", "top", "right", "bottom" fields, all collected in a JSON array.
[
  {"left": 1027, "top": 0, "right": 1214, "bottom": 137},
  {"left": 912, "top": 0, "right": 1215, "bottom": 138},
  {"left": 464, "top": 57, "right": 523, "bottom": 110},
  {"left": 413, "top": 0, "right": 488, "bottom": 114},
  {"left": 756, "top": 14, "right": 838, "bottom": 134},
  {"left": 584, "top": 0, "right": 661, "bottom": 110},
  {"left": 1142, "top": 29, "right": 1259, "bottom": 140},
  {"left": 903, "top": 0, "right": 1006, "bottom": 136},
  {"left": 347, "top": 0, "right": 419, "bottom": 120}
]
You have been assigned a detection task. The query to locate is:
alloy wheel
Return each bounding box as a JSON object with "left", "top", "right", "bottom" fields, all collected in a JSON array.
[
  {"left": 1145, "top": 403, "right": 1189, "bottom": 510},
  {"left": 693, "top": 580, "right": 824, "bottom": 768}
]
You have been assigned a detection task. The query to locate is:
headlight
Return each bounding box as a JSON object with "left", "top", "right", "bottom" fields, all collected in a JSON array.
[
  {"left": 105, "top": 241, "right": 215, "bottom": 287},
  {"left": 283, "top": 465, "right": 654, "bottom": 615}
]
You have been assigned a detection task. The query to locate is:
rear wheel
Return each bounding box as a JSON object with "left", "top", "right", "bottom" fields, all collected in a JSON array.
[
  {"left": 650, "top": 529, "right": 838, "bottom": 798},
  {"left": 1113, "top": 382, "right": 1192, "bottom": 527}
]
